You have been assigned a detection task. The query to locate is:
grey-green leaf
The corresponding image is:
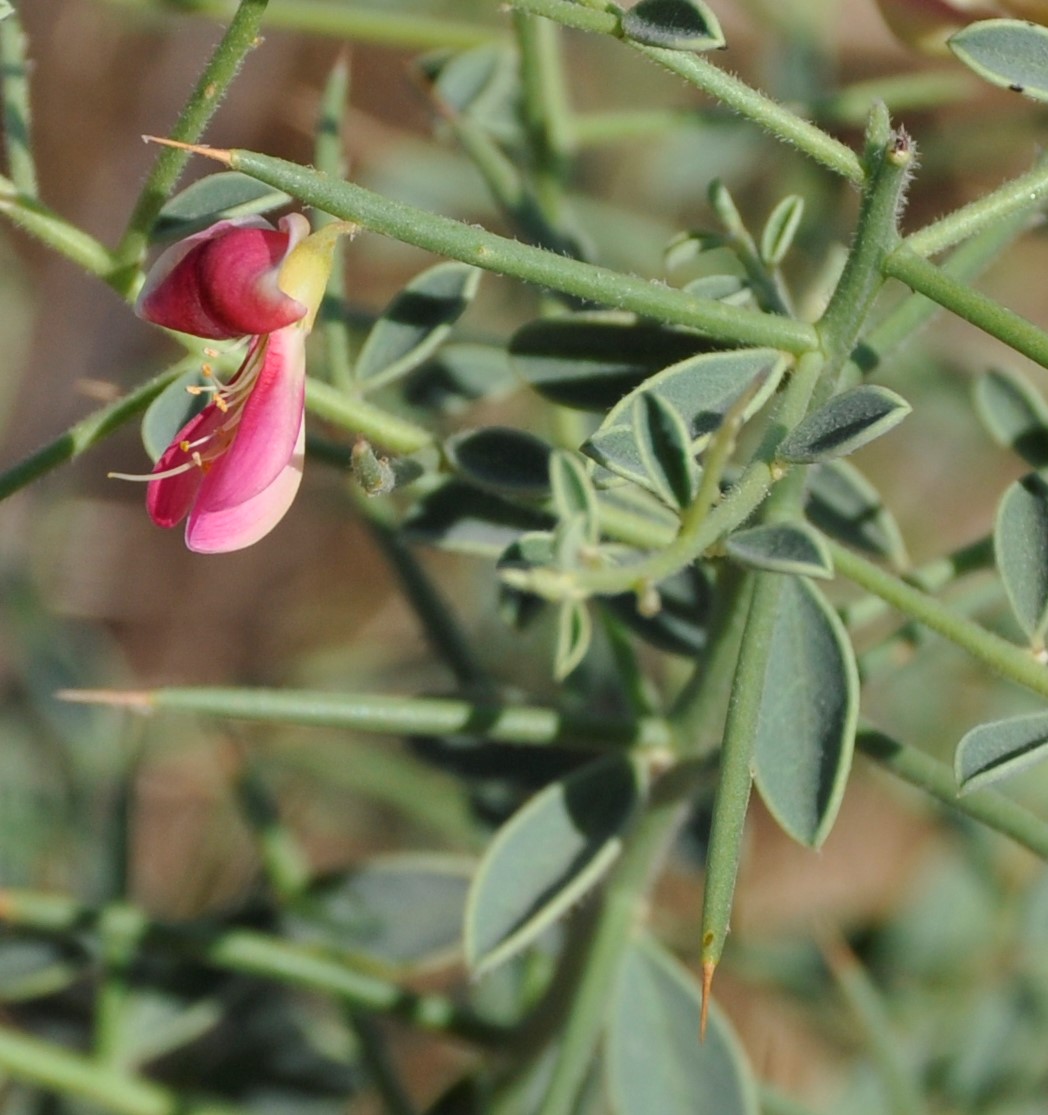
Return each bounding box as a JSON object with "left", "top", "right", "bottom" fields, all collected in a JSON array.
[
  {"left": 753, "top": 577, "right": 859, "bottom": 847},
  {"left": 777, "top": 385, "right": 911, "bottom": 464},
  {"left": 995, "top": 472, "right": 1048, "bottom": 643},
  {"left": 974, "top": 368, "right": 1048, "bottom": 468},
  {"left": 634, "top": 393, "right": 700, "bottom": 509},
  {"left": 583, "top": 348, "right": 787, "bottom": 489},
  {"left": 141, "top": 366, "right": 210, "bottom": 462},
  {"left": 949, "top": 19, "right": 1048, "bottom": 102},
  {"left": 726, "top": 522, "right": 833, "bottom": 579},
  {"left": 356, "top": 262, "right": 481, "bottom": 384},
  {"left": 153, "top": 172, "right": 291, "bottom": 241},
  {"left": 805, "top": 459, "right": 908, "bottom": 566},
  {"left": 621, "top": 0, "right": 726, "bottom": 51},
  {"left": 555, "top": 600, "right": 593, "bottom": 680},
  {"left": 446, "top": 427, "right": 553, "bottom": 499},
  {"left": 956, "top": 712, "right": 1048, "bottom": 793},
  {"left": 404, "top": 480, "right": 553, "bottom": 557},
  {"left": 606, "top": 937, "right": 758, "bottom": 1115},
  {"left": 405, "top": 343, "right": 517, "bottom": 415},
  {"left": 550, "top": 451, "right": 600, "bottom": 544},
  {"left": 760, "top": 195, "right": 805, "bottom": 267},
  {"left": 465, "top": 753, "right": 643, "bottom": 975},
  {"left": 510, "top": 312, "right": 712, "bottom": 411}
]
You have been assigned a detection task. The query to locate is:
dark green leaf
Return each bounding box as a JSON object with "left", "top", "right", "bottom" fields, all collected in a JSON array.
[
  {"left": 974, "top": 368, "right": 1048, "bottom": 468},
  {"left": 805, "top": 459, "right": 908, "bottom": 566},
  {"left": 465, "top": 753, "right": 644, "bottom": 974},
  {"left": 497, "top": 533, "right": 555, "bottom": 630},
  {"left": 0, "top": 938, "right": 84, "bottom": 1002},
  {"left": 949, "top": 19, "right": 1048, "bottom": 102},
  {"left": 550, "top": 451, "right": 600, "bottom": 544},
  {"left": 555, "top": 600, "right": 593, "bottom": 679},
  {"left": 995, "top": 472, "right": 1048, "bottom": 643},
  {"left": 153, "top": 172, "right": 291, "bottom": 241},
  {"left": 446, "top": 427, "right": 553, "bottom": 499},
  {"left": 606, "top": 937, "right": 758, "bottom": 1115},
  {"left": 760, "top": 195, "right": 804, "bottom": 267},
  {"left": 753, "top": 577, "right": 859, "bottom": 847},
  {"left": 510, "top": 312, "right": 713, "bottom": 411},
  {"left": 583, "top": 348, "right": 786, "bottom": 489},
  {"left": 777, "top": 385, "right": 911, "bottom": 464},
  {"left": 404, "top": 343, "right": 517, "bottom": 415},
  {"left": 726, "top": 522, "right": 833, "bottom": 579},
  {"left": 141, "top": 366, "right": 210, "bottom": 462},
  {"left": 603, "top": 565, "right": 711, "bottom": 656},
  {"left": 287, "top": 854, "right": 473, "bottom": 969},
  {"left": 356, "top": 262, "right": 481, "bottom": 384},
  {"left": 956, "top": 712, "right": 1048, "bottom": 793},
  {"left": 634, "top": 393, "right": 700, "bottom": 509},
  {"left": 621, "top": 0, "right": 726, "bottom": 51},
  {"left": 404, "top": 480, "right": 554, "bottom": 556}
]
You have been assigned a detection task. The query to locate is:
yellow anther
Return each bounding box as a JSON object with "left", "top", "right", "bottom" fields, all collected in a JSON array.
[{"left": 179, "top": 440, "right": 192, "bottom": 453}]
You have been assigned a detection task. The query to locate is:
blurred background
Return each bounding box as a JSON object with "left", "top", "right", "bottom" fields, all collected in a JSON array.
[{"left": 2, "top": 0, "right": 1048, "bottom": 1110}]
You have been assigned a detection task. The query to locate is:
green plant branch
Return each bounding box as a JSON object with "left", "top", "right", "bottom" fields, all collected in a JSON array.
[
  {"left": 0, "top": 1023, "right": 244, "bottom": 1115},
  {"left": 59, "top": 687, "right": 674, "bottom": 751},
  {"left": 829, "top": 540, "right": 1048, "bottom": 703},
  {"left": 112, "top": 0, "right": 271, "bottom": 289},
  {"left": 883, "top": 247, "right": 1048, "bottom": 370},
  {"left": 904, "top": 154, "right": 1048, "bottom": 259},
  {"left": 508, "top": 0, "right": 865, "bottom": 184},
  {"left": 0, "top": 889, "right": 507, "bottom": 1046},
  {"left": 305, "top": 379, "right": 433, "bottom": 455},
  {"left": 857, "top": 730, "right": 1048, "bottom": 859},
  {"left": 103, "top": 0, "right": 501, "bottom": 49},
  {"left": 0, "top": 7, "right": 38, "bottom": 197},
  {"left": 182, "top": 143, "right": 820, "bottom": 353},
  {"left": 0, "top": 361, "right": 190, "bottom": 504}
]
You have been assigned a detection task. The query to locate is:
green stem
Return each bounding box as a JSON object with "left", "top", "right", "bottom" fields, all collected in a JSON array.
[
  {"left": 829, "top": 540, "right": 1048, "bottom": 703},
  {"left": 857, "top": 729, "right": 1048, "bottom": 859},
  {"left": 0, "top": 182, "right": 116, "bottom": 280},
  {"left": 219, "top": 147, "right": 820, "bottom": 353},
  {"left": 883, "top": 247, "right": 1048, "bottom": 371},
  {"left": 0, "top": 1024, "right": 242, "bottom": 1115},
  {"left": 0, "top": 889, "right": 506, "bottom": 1045},
  {"left": 0, "top": 9, "right": 38, "bottom": 197},
  {"left": 347, "top": 1010, "right": 419, "bottom": 1115},
  {"left": 112, "top": 0, "right": 271, "bottom": 289},
  {"left": 63, "top": 687, "right": 674, "bottom": 751},
  {"left": 508, "top": 0, "right": 865, "bottom": 184},
  {"left": 305, "top": 378, "right": 433, "bottom": 455},
  {"left": 104, "top": 0, "right": 500, "bottom": 49},
  {"left": 234, "top": 759, "right": 313, "bottom": 901},
  {"left": 0, "top": 361, "right": 189, "bottom": 503},
  {"left": 904, "top": 154, "right": 1048, "bottom": 259}
]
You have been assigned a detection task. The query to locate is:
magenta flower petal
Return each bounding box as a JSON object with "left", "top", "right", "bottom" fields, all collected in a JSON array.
[
  {"left": 136, "top": 215, "right": 308, "bottom": 339},
  {"left": 145, "top": 402, "right": 231, "bottom": 527},
  {"left": 191, "top": 324, "right": 306, "bottom": 511},
  {"left": 185, "top": 419, "right": 305, "bottom": 553}
]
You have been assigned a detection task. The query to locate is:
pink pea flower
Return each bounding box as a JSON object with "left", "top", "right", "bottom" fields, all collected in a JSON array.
[{"left": 118, "top": 213, "right": 350, "bottom": 553}]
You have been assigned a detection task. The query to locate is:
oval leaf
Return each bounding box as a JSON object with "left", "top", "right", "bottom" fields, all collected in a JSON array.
[
  {"left": 805, "top": 459, "right": 908, "bottom": 566},
  {"left": 406, "top": 342, "right": 517, "bottom": 415},
  {"left": 753, "top": 577, "right": 859, "bottom": 847},
  {"left": 995, "top": 472, "right": 1048, "bottom": 642},
  {"left": 726, "top": 522, "right": 833, "bottom": 579},
  {"left": 153, "top": 171, "right": 291, "bottom": 241},
  {"left": 974, "top": 368, "right": 1048, "bottom": 468},
  {"left": 404, "top": 480, "right": 554, "bottom": 556},
  {"left": 465, "top": 753, "right": 643, "bottom": 974},
  {"left": 777, "top": 385, "right": 911, "bottom": 464},
  {"left": 607, "top": 937, "right": 758, "bottom": 1115},
  {"left": 956, "top": 712, "right": 1048, "bottom": 793},
  {"left": 621, "top": 0, "right": 726, "bottom": 51},
  {"left": 634, "top": 393, "right": 700, "bottom": 509},
  {"left": 760, "top": 195, "right": 804, "bottom": 267},
  {"left": 446, "top": 427, "right": 553, "bottom": 499},
  {"left": 949, "top": 19, "right": 1048, "bottom": 102},
  {"left": 555, "top": 599, "right": 593, "bottom": 680},
  {"left": 510, "top": 312, "right": 712, "bottom": 411},
  {"left": 550, "top": 450, "right": 600, "bottom": 544},
  {"left": 583, "top": 348, "right": 787, "bottom": 489},
  {"left": 603, "top": 564, "right": 712, "bottom": 656},
  {"left": 356, "top": 262, "right": 481, "bottom": 384}
]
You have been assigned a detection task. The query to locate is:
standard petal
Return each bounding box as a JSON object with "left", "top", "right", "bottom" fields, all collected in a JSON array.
[
  {"left": 192, "top": 325, "right": 306, "bottom": 511},
  {"left": 136, "top": 217, "right": 306, "bottom": 338},
  {"left": 185, "top": 421, "right": 305, "bottom": 553}
]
